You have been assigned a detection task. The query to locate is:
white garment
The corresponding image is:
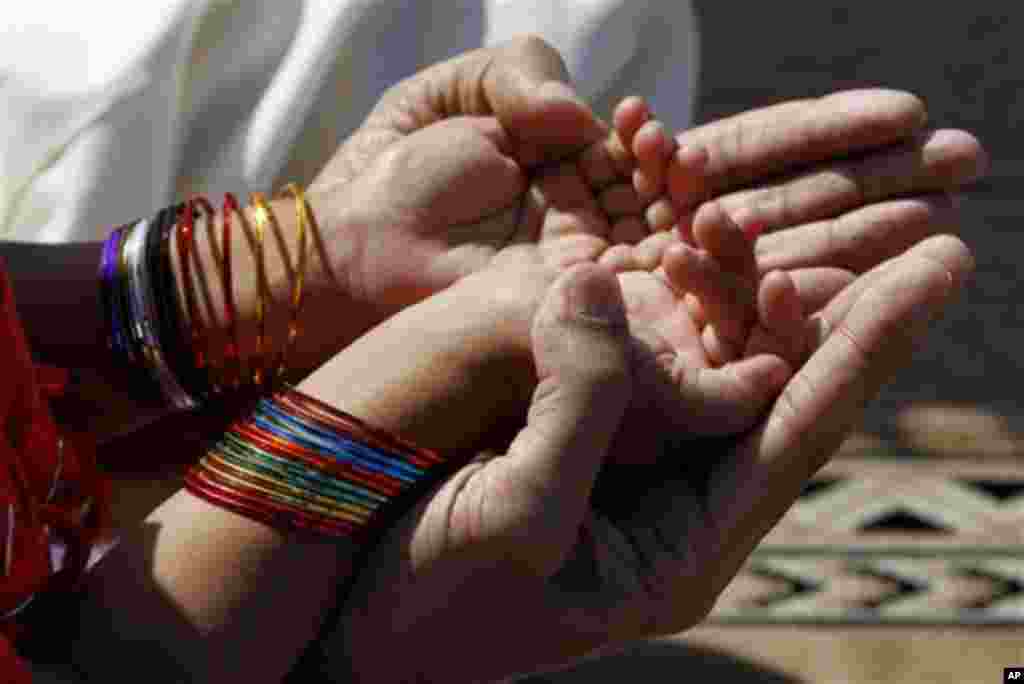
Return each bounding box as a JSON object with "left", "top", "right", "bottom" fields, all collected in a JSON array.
[{"left": 0, "top": 0, "right": 699, "bottom": 243}]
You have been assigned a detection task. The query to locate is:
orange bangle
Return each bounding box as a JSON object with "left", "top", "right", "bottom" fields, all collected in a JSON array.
[
  {"left": 276, "top": 183, "right": 310, "bottom": 380},
  {"left": 248, "top": 192, "right": 271, "bottom": 389}
]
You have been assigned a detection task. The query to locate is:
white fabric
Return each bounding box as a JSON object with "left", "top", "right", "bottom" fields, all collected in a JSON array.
[{"left": 0, "top": 0, "right": 699, "bottom": 243}]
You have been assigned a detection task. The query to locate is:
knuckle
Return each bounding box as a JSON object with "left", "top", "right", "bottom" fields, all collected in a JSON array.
[
  {"left": 710, "top": 122, "right": 746, "bottom": 192},
  {"left": 838, "top": 162, "right": 871, "bottom": 207},
  {"left": 890, "top": 90, "right": 928, "bottom": 129},
  {"left": 770, "top": 367, "right": 817, "bottom": 438},
  {"left": 827, "top": 212, "right": 874, "bottom": 270},
  {"left": 512, "top": 33, "right": 556, "bottom": 56},
  {"left": 832, "top": 320, "right": 872, "bottom": 369},
  {"left": 505, "top": 34, "right": 570, "bottom": 76},
  {"left": 755, "top": 182, "right": 797, "bottom": 229}
]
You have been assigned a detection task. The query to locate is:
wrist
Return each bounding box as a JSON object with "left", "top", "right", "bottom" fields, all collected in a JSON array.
[
  {"left": 177, "top": 190, "right": 380, "bottom": 381},
  {"left": 298, "top": 265, "right": 541, "bottom": 456}
]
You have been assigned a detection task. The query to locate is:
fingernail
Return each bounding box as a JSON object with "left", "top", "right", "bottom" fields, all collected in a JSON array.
[
  {"left": 675, "top": 144, "right": 708, "bottom": 171},
  {"left": 569, "top": 266, "right": 626, "bottom": 324},
  {"left": 732, "top": 207, "right": 766, "bottom": 242}
]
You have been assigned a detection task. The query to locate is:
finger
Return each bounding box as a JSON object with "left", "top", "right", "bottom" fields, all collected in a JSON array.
[
  {"left": 692, "top": 203, "right": 759, "bottom": 281},
  {"left": 577, "top": 99, "right": 648, "bottom": 191},
  {"left": 709, "top": 129, "right": 987, "bottom": 235},
  {"left": 646, "top": 198, "right": 678, "bottom": 233},
  {"left": 599, "top": 232, "right": 678, "bottom": 272},
  {"left": 755, "top": 194, "right": 960, "bottom": 275},
  {"left": 597, "top": 244, "right": 636, "bottom": 272},
  {"left": 614, "top": 96, "right": 652, "bottom": 151},
  {"left": 685, "top": 292, "right": 706, "bottom": 329},
  {"left": 787, "top": 267, "right": 856, "bottom": 315},
  {"left": 673, "top": 354, "right": 793, "bottom": 436},
  {"left": 579, "top": 138, "right": 621, "bottom": 190},
  {"left": 606, "top": 96, "right": 651, "bottom": 176},
  {"left": 412, "top": 36, "right": 608, "bottom": 166},
  {"left": 665, "top": 144, "right": 710, "bottom": 218},
  {"left": 702, "top": 324, "right": 740, "bottom": 366},
  {"left": 709, "top": 238, "right": 967, "bottom": 557},
  {"left": 813, "top": 234, "right": 975, "bottom": 342},
  {"left": 667, "top": 89, "right": 929, "bottom": 209},
  {"left": 632, "top": 231, "right": 678, "bottom": 271},
  {"left": 493, "top": 263, "right": 632, "bottom": 573},
  {"left": 745, "top": 271, "right": 810, "bottom": 367},
  {"left": 662, "top": 243, "right": 755, "bottom": 354},
  {"left": 612, "top": 96, "right": 650, "bottom": 177},
  {"left": 633, "top": 119, "right": 675, "bottom": 203},
  {"left": 708, "top": 266, "right": 854, "bottom": 330}
]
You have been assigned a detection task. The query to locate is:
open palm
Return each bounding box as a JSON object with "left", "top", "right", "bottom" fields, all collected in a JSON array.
[
  {"left": 337, "top": 233, "right": 968, "bottom": 684},
  {"left": 328, "top": 88, "right": 985, "bottom": 682}
]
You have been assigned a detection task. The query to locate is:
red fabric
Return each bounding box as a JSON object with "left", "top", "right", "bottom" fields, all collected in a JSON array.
[{"left": 0, "top": 259, "right": 109, "bottom": 680}]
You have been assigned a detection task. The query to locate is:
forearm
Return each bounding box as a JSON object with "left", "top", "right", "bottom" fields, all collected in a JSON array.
[
  {"left": 298, "top": 270, "right": 538, "bottom": 455},
  {"left": 176, "top": 189, "right": 381, "bottom": 381},
  {"left": 2, "top": 189, "right": 380, "bottom": 443},
  {"left": 72, "top": 275, "right": 537, "bottom": 681},
  {"left": 74, "top": 493, "right": 355, "bottom": 682},
  {"left": 1, "top": 240, "right": 167, "bottom": 441}
]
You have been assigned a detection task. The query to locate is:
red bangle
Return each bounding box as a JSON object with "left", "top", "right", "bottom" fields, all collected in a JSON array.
[
  {"left": 185, "top": 466, "right": 356, "bottom": 536},
  {"left": 222, "top": 193, "right": 243, "bottom": 389},
  {"left": 175, "top": 199, "right": 206, "bottom": 379},
  {"left": 190, "top": 195, "right": 223, "bottom": 393}
]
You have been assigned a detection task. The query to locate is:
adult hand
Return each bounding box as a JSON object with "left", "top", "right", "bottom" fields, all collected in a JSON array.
[
  {"left": 300, "top": 34, "right": 985, "bottom": 334},
  {"left": 595, "top": 89, "right": 984, "bottom": 281},
  {"left": 303, "top": 37, "right": 607, "bottom": 316},
  {"left": 334, "top": 235, "right": 973, "bottom": 683}
]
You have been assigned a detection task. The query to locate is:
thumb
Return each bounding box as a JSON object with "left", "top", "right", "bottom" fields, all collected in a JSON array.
[
  {"left": 491, "top": 263, "right": 632, "bottom": 573},
  {"left": 483, "top": 39, "right": 608, "bottom": 165}
]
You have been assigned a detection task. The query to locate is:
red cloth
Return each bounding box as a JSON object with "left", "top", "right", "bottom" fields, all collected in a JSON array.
[{"left": 0, "top": 260, "right": 109, "bottom": 680}]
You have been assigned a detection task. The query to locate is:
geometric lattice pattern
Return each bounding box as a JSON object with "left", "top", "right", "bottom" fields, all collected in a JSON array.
[{"left": 707, "top": 457, "right": 1024, "bottom": 624}]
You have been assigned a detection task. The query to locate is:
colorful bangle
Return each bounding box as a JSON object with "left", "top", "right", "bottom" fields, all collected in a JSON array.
[
  {"left": 184, "top": 388, "right": 448, "bottom": 541},
  {"left": 98, "top": 225, "right": 128, "bottom": 355},
  {"left": 99, "top": 184, "right": 318, "bottom": 407}
]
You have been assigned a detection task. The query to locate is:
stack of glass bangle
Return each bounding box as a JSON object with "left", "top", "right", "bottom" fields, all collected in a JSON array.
[
  {"left": 185, "top": 388, "right": 445, "bottom": 539},
  {"left": 98, "top": 187, "right": 310, "bottom": 408},
  {"left": 100, "top": 204, "right": 199, "bottom": 410},
  {"left": 101, "top": 186, "right": 447, "bottom": 539}
]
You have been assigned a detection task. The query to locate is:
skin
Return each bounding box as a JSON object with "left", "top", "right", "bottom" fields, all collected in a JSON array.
[
  {"left": 75, "top": 102, "right": 982, "bottom": 679},
  {"left": 54, "top": 37, "right": 988, "bottom": 683},
  {"left": 276, "top": 230, "right": 968, "bottom": 682},
  {"left": 322, "top": 239, "right": 974, "bottom": 684}
]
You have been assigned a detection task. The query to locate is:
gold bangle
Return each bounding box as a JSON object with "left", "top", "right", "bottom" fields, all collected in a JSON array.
[
  {"left": 277, "top": 183, "right": 310, "bottom": 380},
  {"left": 248, "top": 192, "right": 271, "bottom": 389}
]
